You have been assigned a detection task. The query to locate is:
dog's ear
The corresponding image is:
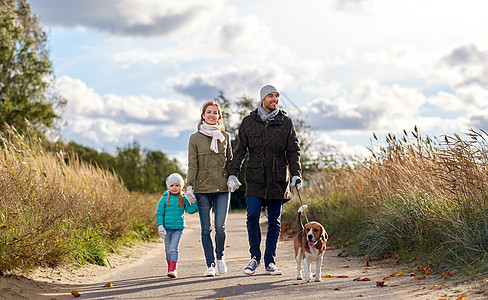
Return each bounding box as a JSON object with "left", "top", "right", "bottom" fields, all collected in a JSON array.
[{"left": 321, "top": 230, "right": 328, "bottom": 242}]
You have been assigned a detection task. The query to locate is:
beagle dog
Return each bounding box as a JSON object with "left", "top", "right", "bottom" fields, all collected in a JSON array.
[{"left": 294, "top": 205, "right": 328, "bottom": 282}]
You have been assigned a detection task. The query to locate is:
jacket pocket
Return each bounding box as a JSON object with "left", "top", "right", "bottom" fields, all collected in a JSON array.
[
  {"left": 275, "top": 165, "right": 289, "bottom": 183},
  {"left": 246, "top": 166, "right": 264, "bottom": 184},
  {"left": 248, "top": 132, "right": 263, "bottom": 148}
]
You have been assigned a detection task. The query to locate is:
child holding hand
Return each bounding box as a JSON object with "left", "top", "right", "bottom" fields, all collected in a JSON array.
[{"left": 156, "top": 173, "right": 197, "bottom": 278}]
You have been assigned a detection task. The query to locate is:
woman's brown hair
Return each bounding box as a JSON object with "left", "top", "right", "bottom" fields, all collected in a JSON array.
[{"left": 198, "top": 100, "right": 225, "bottom": 130}]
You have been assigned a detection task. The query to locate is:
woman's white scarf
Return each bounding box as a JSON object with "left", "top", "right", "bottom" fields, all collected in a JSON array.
[{"left": 199, "top": 122, "right": 225, "bottom": 153}]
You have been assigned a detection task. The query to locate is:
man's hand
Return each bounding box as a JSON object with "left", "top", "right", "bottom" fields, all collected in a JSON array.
[
  {"left": 291, "top": 175, "right": 303, "bottom": 189},
  {"left": 227, "top": 175, "right": 242, "bottom": 192}
]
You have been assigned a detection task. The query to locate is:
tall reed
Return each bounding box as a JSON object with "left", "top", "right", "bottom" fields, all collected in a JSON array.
[
  {"left": 0, "top": 124, "right": 158, "bottom": 273},
  {"left": 284, "top": 127, "right": 488, "bottom": 274}
]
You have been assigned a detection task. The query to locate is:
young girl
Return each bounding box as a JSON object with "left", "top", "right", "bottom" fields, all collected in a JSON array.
[
  {"left": 186, "top": 100, "right": 233, "bottom": 276},
  {"left": 156, "top": 173, "right": 197, "bottom": 278}
]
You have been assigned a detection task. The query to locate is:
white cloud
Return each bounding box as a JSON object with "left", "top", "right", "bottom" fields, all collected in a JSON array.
[
  {"left": 56, "top": 76, "right": 201, "bottom": 148},
  {"left": 31, "top": 0, "right": 224, "bottom": 37},
  {"left": 426, "top": 91, "right": 465, "bottom": 112},
  {"left": 218, "top": 15, "right": 272, "bottom": 56}
]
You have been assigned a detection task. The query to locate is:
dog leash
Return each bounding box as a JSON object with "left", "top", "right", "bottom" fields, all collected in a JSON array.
[{"left": 295, "top": 185, "right": 309, "bottom": 223}]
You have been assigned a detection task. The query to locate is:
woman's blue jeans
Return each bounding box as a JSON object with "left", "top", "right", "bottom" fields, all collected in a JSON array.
[
  {"left": 164, "top": 229, "right": 183, "bottom": 261},
  {"left": 195, "top": 192, "right": 230, "bottom": 267},
  {"left": 246, "top": 196, "right": 283, "bottom": 267}
]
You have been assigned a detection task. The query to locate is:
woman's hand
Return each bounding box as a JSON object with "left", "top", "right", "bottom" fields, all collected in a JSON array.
[
  {"left": 227, "top": 175, "right": 241, "bottom": 192},
  {"left": 186, "top": 186, "right": 197, "bottom": 203}
]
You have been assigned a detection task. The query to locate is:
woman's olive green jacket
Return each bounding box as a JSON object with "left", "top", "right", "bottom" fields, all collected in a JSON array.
[{"left": 187, "top": 131, "right": 232, "bottom": 193}]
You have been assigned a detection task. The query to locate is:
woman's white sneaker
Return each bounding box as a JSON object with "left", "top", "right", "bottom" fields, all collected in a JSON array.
[
  {"left": 217, "top": 259, "right": 227, "bottom": 274},
  {"left": 206, "top": 263, "right": 216, "bottom": 276}
]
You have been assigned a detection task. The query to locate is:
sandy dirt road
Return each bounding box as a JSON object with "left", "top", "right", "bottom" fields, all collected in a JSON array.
[{"left": 1, "top": 212, "right": 486, "bottom": 299}]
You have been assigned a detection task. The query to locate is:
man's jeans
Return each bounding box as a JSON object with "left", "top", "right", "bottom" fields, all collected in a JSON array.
[
  {"left": 164, "top": 229, "right": 183, "bottom": 261},
  {"left": 246, "top": 195, "right": 283, "bottom": 267},
  {"left": 196, "top": 192, "right": 230, "bottom": 267}
]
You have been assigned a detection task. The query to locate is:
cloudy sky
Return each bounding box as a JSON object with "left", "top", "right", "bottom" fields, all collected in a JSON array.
[{"left": 30, "top": 0, "right": 488, "bottom": 167}]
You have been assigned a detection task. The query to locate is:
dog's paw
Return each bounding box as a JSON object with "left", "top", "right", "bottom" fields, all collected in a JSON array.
[
  {"left": 297, "top": 276, "right": 303, "bottom": 280},
  {"left": 315, "top": 277, "right": 322, "bottom": 282}
]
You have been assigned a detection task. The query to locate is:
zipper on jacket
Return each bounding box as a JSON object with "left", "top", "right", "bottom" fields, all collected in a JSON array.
[{"left": 263, "top": 121, "right": 268, "bottom": 198}]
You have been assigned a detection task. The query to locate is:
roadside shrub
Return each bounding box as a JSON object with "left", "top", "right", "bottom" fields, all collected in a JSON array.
[
  {"left": 284, "top": 127, "right": 488, "bottom": 275},
  {"left": 0, "top": 124, "right": 158, "bottom": 273}
]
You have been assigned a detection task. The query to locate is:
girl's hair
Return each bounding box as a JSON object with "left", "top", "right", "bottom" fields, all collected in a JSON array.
[
  {"left": 167, "top": 191, "right": 184, "bottom": 208},
  {"left": 198, "top": 100, "right": 225, "bottom": 130}
]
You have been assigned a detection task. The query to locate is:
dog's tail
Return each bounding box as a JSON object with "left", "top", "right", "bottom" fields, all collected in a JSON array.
[{"left": 297, "top": 205, "right": 308, "bottom": 230}]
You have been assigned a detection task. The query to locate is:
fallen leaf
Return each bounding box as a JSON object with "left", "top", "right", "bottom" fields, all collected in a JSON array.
[
  {"left": 376, "top": 281, "right": 387, "bottom": 287},
  {"left": 364, "top": 259, "right": 370, "bottom": 267},
  {"left": 456, "top": 293, "right": 466, "bottom": 300},
  {"left": 442, "top": 269, "right": 459, "bottom": 278},
  {"left": 357, "top": 295, "right": 364, "bottom": 297},
  {"left": 336, "top": 275, "right": 349, "bottom": 278},
  {"left": 71, "top": 290, "right": 81, "bottom": 297},
  {"left": 383, "top": 276, "right": 390, "bottom": 280},
  {"left": 353, "top": 277, "right": 370, "bottom": 281},
  {"left": 322, "top": 274, "right": 334, "bottom": 278},
  {"left": 335, "top": 286, "right": 342, "bottom": 290},
  {"left": 237, "top": 283, "right": 243, "bottom": 285},
  {"left": 430, "top": 285, "right": 446, "bottom": 290},
  {"left": 342, "top": 265, "right": 350, "bottom": 268},
  {"left": 415, "top": 275, "right": 426, "bottom": 280},
  {"left": 104, "top": 282, "right": 113, "bottom": 287},
  {"left": 396, "top": 271, "right": 404, "bottom": 276}
]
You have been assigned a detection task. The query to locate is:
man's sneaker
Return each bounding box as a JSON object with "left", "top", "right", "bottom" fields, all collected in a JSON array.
[
  {"left": 243, "top": 257, "right": 260, "bottom": 275},
  {"left": 206, "top": 263, "right": 216, "bottom": 276},
  {"left": 265, "top": 263, "right": 282, "bottom": 275},
  {"left": 217, "top": 259, "right": 227, "bottom": 274}
]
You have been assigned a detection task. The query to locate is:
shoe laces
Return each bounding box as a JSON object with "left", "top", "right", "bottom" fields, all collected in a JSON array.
[{"left": 247, "top": 257, "right": 258, "bottom": 268}]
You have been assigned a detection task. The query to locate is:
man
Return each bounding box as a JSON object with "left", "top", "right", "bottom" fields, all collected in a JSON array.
[{"left": 227, "top": 84, "right": 302, "bottom": 275}]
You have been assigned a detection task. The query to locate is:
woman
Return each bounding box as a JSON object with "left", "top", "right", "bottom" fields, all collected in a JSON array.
[{"left": 186, "top": 100, "right": 233, "bottom": 276}]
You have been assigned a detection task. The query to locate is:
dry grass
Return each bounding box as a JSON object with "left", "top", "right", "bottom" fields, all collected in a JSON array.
[
  {"left": 284, "top": 127, "right": 488, "bottom": 275},
  {"left": 0, "top": 124, "right": 158, "bottom": 273}
]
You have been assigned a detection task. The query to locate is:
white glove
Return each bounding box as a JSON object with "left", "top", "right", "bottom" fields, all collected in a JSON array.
[
  {"left": 227, "top": 175, "right": 241, "bottom": 192},
  {"left": 291, "top": 175, "right": 303, "bottom": 189},
  {"left": 186, "top": 186, "right": 197, "bottom": 203},
  {"left": 158, "top": 225, "right": 166, "bottom": 239}
]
